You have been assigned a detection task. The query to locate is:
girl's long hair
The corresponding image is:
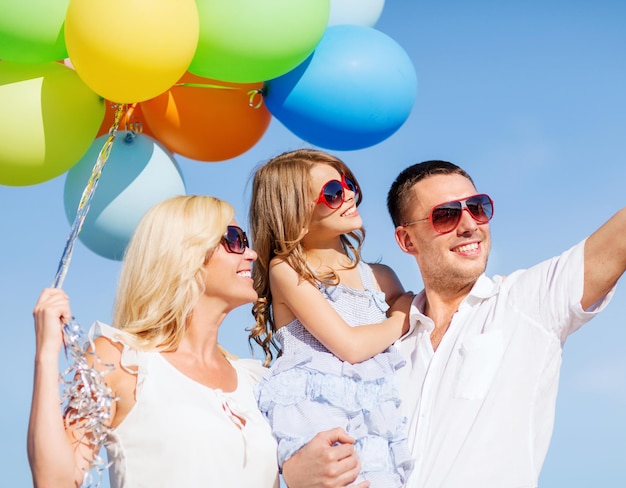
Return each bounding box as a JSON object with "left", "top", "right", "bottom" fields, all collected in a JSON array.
[{"left": 248, "top": 149, "right": 364, "bottom": 365}]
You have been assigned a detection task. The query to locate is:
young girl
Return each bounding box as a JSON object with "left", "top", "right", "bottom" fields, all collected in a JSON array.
[{"left": 249, "top": 149, "right": 414, "bottom": 487}]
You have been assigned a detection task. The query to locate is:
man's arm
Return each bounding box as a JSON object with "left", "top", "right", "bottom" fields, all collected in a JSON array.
[
  {"left": 582, "top": 207, "right": 626, "bottom": 310},
  {"left": 281, "top": 428, "right": 369, "bottom": 488}
]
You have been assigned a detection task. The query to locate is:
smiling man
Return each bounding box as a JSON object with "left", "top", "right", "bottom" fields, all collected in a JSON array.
[{"left": 386, "top": 160, "right": 626, "bottom": 488}]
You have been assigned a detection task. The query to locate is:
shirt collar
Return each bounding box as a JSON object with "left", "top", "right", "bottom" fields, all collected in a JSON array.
[{"left": 404, "top": 274, "right": 502, "bottom": 338}]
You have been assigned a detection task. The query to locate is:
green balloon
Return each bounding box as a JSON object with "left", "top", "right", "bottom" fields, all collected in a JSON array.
[
  {"left": 0, "top": 61, "right": 105, "bottom": 186},
  {"left": 189, "top": 0, "right": 330, "bottom": 83},
  {"left": 0, "top": 0, "right": 69, "bottom": 62}
]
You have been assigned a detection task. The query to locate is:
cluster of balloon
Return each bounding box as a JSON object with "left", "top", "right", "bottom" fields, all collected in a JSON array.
[{"left": 0, "top": 0, "right": 415, "bottom": 261}]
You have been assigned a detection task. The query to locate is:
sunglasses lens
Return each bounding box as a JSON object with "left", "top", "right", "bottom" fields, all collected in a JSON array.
[
  {"left": 430, "top": 195, "right": 493, "bottom": 233},
  {"left": 466, "top": 195, "right": 493, "bottom": 223},
  {"left": 431, "top": 205, "right": 462, "bottom": 233},
  {"left": 224, "top": 226, "right": 248, "bottom": 254},
  {"left": 344, "top": 177, "right": 359, "bottom": 197},
  {"left": 322, "top": 180, "right": 344, "bottom": 208}
]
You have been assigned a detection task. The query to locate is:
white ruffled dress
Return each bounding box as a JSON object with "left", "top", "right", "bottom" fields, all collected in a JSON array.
[
  {"left": 255, "top": 262, "right": 413, "bottom": 487},
  {"left": 90, "top": 322, "right": 279, "bottom": 488}
]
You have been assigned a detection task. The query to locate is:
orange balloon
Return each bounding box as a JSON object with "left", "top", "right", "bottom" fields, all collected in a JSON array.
[{"left": 141, "top": 72, "right": 271, "bottom": 162}]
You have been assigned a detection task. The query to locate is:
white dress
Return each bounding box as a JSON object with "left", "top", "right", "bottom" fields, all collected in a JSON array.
[{"left": 90, "top": 321, "right": 279, "bottom": 488}]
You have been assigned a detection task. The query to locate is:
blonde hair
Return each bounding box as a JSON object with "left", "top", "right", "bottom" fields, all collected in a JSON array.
[
  {"left": 248, "top": 149, "right": 364, "bottom": 365},
  {"left": 112, "top": 195, "right": 235, "bottom": 351}
]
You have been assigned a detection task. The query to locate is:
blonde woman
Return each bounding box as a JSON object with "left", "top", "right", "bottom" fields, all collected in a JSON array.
[
  {"left": 28, "top": 195, "right": 280, "bottom": 487},
  {"left": 249, "top": 149, "right": 414, "bottom": 487}
]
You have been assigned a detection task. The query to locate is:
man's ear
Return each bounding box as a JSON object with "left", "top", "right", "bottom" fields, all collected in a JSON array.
[{"left": 395, "top": 226, "right": 417, "bottom": 254}]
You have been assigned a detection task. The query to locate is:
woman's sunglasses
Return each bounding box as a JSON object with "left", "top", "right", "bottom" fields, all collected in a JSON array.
[
  {"left": 221, "top": 225, "right": 249, "bottom": 254},
  {"left": 403, "top": 194, "right": 494, "bottom": 234},
  {"left": 316, "top": 173, "right": 360, "bottom": 209}
]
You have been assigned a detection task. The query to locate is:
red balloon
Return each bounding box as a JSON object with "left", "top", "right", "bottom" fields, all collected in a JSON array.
[{"left": 141, "top": 72, "right": 271, "bottom": 162}]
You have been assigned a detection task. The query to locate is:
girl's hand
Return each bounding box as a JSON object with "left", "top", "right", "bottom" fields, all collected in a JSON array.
[{"left": 32, "top": 288, "right": 72, "bottom": 359}]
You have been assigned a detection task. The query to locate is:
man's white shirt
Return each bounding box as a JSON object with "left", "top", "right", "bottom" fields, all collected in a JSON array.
[{"left": 396, "top": 240, "right": 614, "bottom": 487}]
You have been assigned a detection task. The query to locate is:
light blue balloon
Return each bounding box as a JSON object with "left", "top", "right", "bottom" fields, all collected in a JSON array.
[
  {"left": 264, "top": 25, "right": 417, "bottom": 151},
  {"left": 63, "top": 132, "right": 186, "bottom": 261}
]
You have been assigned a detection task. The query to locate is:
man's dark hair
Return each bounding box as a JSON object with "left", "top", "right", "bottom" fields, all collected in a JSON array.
[{"left": 387, "top": 160, "right": 474, "bottom": 227}]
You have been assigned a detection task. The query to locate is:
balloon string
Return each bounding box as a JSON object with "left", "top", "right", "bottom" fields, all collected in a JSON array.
[
  {"left": 124, "top": 103, "right": 137, "bottom": 129},
  {"left": 114, "top": 102, "right": 150, "bottom": 136},
  {"left": 52, "top": 103, "right": 125, "bottom": 289},
  {"left": 174, "top": 83, "right": 265, "bottom": 108},
  {"left": 61, "top": 322, "right": 117, "bottom": 488},
  {"left": 49, "top": 104, "right": 125, "bottom": 487},
  {"left": 175, "top": 82, "right": 239, "bottom": 90},
  {"left": 248, "top": 89, "right": 264, "bottom": 109}
]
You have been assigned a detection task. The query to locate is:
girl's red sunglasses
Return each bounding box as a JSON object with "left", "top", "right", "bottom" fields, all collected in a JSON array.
[{"left": 316, "top": 174, "right": 360, "bottom": 209}]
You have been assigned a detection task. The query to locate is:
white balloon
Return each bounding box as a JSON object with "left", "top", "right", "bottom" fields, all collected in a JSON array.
[{"left": 328, "top": 0, "right": 385, "bottom": 27}]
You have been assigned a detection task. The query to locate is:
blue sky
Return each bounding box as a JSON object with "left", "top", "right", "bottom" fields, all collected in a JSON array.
[{"left": 2, "top": 1, "right": 625, "bottom": 486}]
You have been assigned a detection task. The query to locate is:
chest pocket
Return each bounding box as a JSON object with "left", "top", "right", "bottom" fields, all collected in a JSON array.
[{"left": 454, "top": 330, "right": 505, "bottom": 400}]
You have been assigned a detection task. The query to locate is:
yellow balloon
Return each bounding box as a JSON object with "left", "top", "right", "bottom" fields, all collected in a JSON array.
[
  {"left": 0, "top": 61, "right": 105, "bottom": 186},
  {"left": 65, "top": 0, "right": 199, "bottom": 103}
]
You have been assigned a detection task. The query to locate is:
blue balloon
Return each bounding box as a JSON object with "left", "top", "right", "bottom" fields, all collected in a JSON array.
[
  {"left": 263, "top": 25, "right": 417, "bottom": 151},
  {"left": 63, "top": 132, "right": 186, "bottom": 260}
]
